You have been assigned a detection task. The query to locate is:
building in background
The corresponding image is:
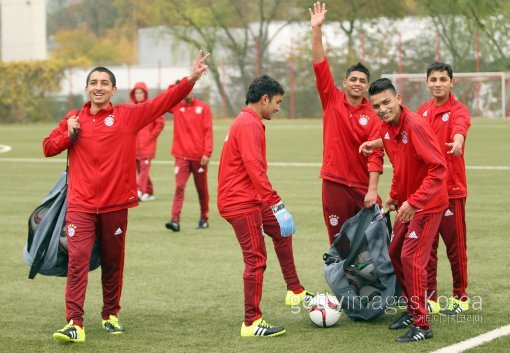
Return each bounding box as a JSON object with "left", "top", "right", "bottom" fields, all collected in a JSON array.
[{"left": 0, "top": 0, "right": 46, "bottom": 62}]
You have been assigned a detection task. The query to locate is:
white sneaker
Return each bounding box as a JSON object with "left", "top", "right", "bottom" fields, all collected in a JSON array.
[
  {"left": 140, "top": 193, "right": 155, "bottom": 201},
  {"left": 137, "top": 190, "right": 142, "bottom": 199}
]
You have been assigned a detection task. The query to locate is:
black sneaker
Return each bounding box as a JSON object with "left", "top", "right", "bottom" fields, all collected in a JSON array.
[
  {"left": 165, "top": 221, "right": 180, "bottom": 232},
  {"left": 395, "top": 326, "right": 433, "bottom": 343},
  {"left": 389, "top": 312, "right": 413, "bottom": 330},
  {"left": 196, "top": 219, "right": 209, "bottom": 229}
]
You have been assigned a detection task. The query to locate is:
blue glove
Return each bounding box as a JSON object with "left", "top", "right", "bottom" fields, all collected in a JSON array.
[{"left": 271, "top": 201, "right": 296, "bottom": 237}]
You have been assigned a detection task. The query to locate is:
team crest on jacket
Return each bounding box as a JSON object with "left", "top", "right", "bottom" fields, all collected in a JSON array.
[
  {"left": 329, "top": 214, "right": 339, "bottom": 227},
  {"left": 67, "top": 224, "right": 77, "bottom": 237},
  {"left": 179, "top": 107, "right": 185, "bottom": 112},
  {"left": 401, "top": 131, "right": 408, "bottom": 144},
  {"left": 442, "top": 112, "right": 450, "bottom": 122},
  {"left": 358, "top": 115, "right": 369, "bottom": 126},
  {"left": 104, "top": 115, "right": 115, "bottom": 126},
  {"left": 195, "top": 106, "right": 203, "bottom": 114}
]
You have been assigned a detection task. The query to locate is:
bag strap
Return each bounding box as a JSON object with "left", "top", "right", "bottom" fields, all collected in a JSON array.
[{"left": 65, "top": 109, "right": 80, "bottom": 186}]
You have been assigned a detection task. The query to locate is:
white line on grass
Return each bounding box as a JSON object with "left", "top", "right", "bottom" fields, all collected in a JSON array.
[
  {"left": 431, "top": 324, "right": 510, "bottom": 353},
  {"left": 0, "top": 157, "right": 510, "bottom": 171},
  {"left": 0, "top": 145, "right": 12, "bottom": 153}
]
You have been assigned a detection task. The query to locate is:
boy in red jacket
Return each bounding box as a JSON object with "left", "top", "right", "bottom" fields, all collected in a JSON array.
[
  {"left": 366, "top": 78, "right": 448, "bottom": 343},
  {"left": 43, "top": 51, "right": 210, "bottom": 343},
  {"left": 416, "top": 62, "right": 471, "bottom": 315},
  {"left": 130, "top": 82, "right": 165, "bottom": 202},
  {"left": 217, "top": 75, "right": 312, "bottom": 337},
  {"left": 310, "top": 2, "right": 384, "bottom": 245},
  {"left": 165, "top": 85, "right": 213, "bottom": 232}
]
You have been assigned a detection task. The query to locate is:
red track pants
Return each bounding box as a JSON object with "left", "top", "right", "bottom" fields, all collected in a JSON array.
[
  {"left": 136, "top": 158, "right": 154, "bottom": 195},
  {"left": 225, "top": 206, "right": 304, "bottom": 325}
]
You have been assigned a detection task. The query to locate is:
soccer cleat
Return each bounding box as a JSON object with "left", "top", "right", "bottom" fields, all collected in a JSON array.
[
  {"left": 389, "top": 312, "right": 413, "bottom": 330},
  {"left": 440, "top": 297, "right": 469, "bottom": 315},
  {"left": 427, "top": 300, "right": 441, "bottom": 314},
  {"left": 53, "top": 320, "right": 85, "bottom": 343},
  {"left": 165, "top": 220, "right": 180, "bottom": 232},
  {"left": 196, "top": 219, "right": 209, "bottom": 229},
  {"left": 240, "top": 318, "right": 286, "bottom": 337},
  {"left": 395, "top": 326, "right": 433, "bottom": 343},
  {"left": 102, "top": 314, "right": 125, "bottom": 334},
  {"left": 140, "top": 193, "right": 155, "bottom": 202},
  {"left": 285, "top": 289, "right": 315, "bottom": 306}
]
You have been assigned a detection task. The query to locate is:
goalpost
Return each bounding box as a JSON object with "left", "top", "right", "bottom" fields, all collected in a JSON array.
[{"left": 381, "top": 72, "right": 508, "bottom": 119}]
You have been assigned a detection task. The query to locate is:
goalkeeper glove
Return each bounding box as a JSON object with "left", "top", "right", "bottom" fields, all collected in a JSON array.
[{"left": 271, "top": 201, "right": 296, "bottom": 237}]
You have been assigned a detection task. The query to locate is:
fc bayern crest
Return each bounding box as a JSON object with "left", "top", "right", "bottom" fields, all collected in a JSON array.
[
  {"left": 401, "top": 131, "right": 408, "bottom": 144},
  {"left": 195, "top": 106, "right": 203, "bottom": 114},
  {"left": 104, "top": 115, "right": 115, "bottom": 126},
  {"left": 442, "top": 112, "right": 450, "bottom": 122},
  {"left": 329, "top": 214, "right": 339, "bottom": 227},
  {"left": 67, "top": 224, "right": 77, "bottom": 237},
  {"left": 358, "top": 115, "right": 368, "bottom": 126}
]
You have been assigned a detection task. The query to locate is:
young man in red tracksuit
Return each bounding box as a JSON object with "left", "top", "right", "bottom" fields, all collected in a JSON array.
[
  {"left": 165, "top": 86, "right": 213, "bottom": 232},
  {"left": 366, "top": 78, "right": 448, "bottom": 343},
  {"left": 217, "top": 75, "right": 312, "bottom": 337},
  {"left": 310, "top": 3, "right": 384, "bottom": 245},
  {"left": 416, "top": 62, "right": 471, "bottom": 316},
  {"left": 43, "top": 51, "right": 210, "bottom": 343},
  {"left": 130, "top": 82, "right": 165, "bottom": 202}
]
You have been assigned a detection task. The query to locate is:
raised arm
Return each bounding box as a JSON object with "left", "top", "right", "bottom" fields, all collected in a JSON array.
[{"left": 309, "top": 2, "right": 327, "bottom": 62}]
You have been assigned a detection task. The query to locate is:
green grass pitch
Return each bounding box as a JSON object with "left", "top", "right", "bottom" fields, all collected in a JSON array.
[{"left": 1, "top": 118, "right": 509, "bottom": 352}]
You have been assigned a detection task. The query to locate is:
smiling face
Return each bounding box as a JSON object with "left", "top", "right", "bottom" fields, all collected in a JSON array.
[
  {"left": 260, "top": 94, "right": 283, "bottom": 120},
  {"left": 427, "top": 70, "right": 454, "bottom": 102},
  {"left": 369, "top": 89, "right": 402, "bottom": 126},
  {"left": 86, "top": 71, "right": 117, "bottom": 111},
  {"left": 343, "top": 70, "right": 369, "bottom": 99}
]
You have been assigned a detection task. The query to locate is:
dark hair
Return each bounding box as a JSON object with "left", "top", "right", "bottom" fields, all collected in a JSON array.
[
  {"left": 346, "top": 62, "right": 370, "bottom": 82},
  {"left": 86, "top": 67, "right": 116, "bottom": 87},
  {"left": 368, "top": 78, "right": 396, "bottom": 96},
  {"left": 245, "top": 75, "right": 285, "bottom": 105},
  {"left": 426, "top": 61, "right": 453, "bottom": 80}
]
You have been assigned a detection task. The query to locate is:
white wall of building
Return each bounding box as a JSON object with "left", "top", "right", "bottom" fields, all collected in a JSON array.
[{"left": 1, "top": 0, "right": 46, "bottom": 61}]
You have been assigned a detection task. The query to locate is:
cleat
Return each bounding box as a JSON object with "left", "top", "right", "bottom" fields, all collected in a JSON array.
[
  {"left": 440, "top": 297, "right": 469, "bottom": 315},
  {"left": 389, "top": 312, "right": 413, "bottom": 330},
  {"left": 102, "top": 314, "right": 125, "bottom": 334},
  {"left": 137, "top": 190, "right": 142, "bottom": 200},
  {"left": 196, "top": 219, "right": 209, "bottom": 229},
  {"left": 240, "top": 318, "right": 286, "bottom": 337},
  {"left": 395, "top": 326, "right": 433, "bottom": 343},
  {"left": 53, "top": 320, "right": 85, "bottom": 343},
  {"left": 140, "top": 193, "right": 155, "bottom": 202},
  {"left": 427, "top": 300, "right": 441, "bottom": 315},
  {"left": 285, "top": 289, "right": 315, "bottom": 306},
  {"left": 165, "top": 220, "right": 180, "bottom": 232}
]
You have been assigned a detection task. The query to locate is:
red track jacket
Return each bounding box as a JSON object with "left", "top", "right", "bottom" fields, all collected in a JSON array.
[
  {"left": 130, "top": 82, "right": 165, "bottom": 159},
  {"left": 43, "top": 78, "right": 193, "bottom": 214},
  {"left": 313, "top": 57, "right": 384, "bottom": 189},
  {"left": 217, "top": 107, "right": 281, "bottom": 218},
  {"left": 170, "top": 97, "right": 213, "bottom": 161},
  {"left": 416, "top": 93, "right": 471, "bottom": 198},
  {"left": 381, "top": 106, "right": 449, "bottom": 214}
]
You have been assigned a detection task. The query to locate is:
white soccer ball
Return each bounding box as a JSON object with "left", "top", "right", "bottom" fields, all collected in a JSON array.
[{"left": 308, "top": 293, "right": 341, "bottom": 327}]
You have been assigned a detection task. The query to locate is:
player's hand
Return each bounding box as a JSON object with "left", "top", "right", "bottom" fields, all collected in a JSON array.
[
  {"left": 446, "top": 141, "right": 462, "bottom": 156},
  {"left": 201, "top": 155, "right": 210, "bottom": 166},
  {"left": 364, "top": 189, "right": 378, "bottom": 208},
  {"left": 359, "top": 138, "right": 383, "bottom": 156},
  {"left": 271, "top": 201, "right": 296, "bottom": 237},
  {"left": 395, "top": 201, "right": 416, "bottom": 223},
  {"left": 67, "top": 115, "right": 80, "bottom": 141},
  {"left": 309, "top": 2, "right": 327, "bottom": 28},
  {"left": 384, "top": 196, "right": 397, "bottom": 212},
  {"left": 188, "top": 50, "right": 211, "bottom": 83}
]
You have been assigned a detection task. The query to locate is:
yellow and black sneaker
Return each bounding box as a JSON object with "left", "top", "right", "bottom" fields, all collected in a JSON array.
[
  {"left": 440, "top": 297, "right": 469, "bottom": 315},
  {"left": 102, "top": 314, "right": 125, "bottom": 334},
  {"left": 427, "top": 300, "right": 441, "bottom": 314},
  {"left": 53, "top": 320, "right": 85, "bottom": 343},
  {"left": 285, "top": 289, "right": 315, "bottom": 306},
  {"left": 240, "top": 318, "right": 286, "bottom": 337}
]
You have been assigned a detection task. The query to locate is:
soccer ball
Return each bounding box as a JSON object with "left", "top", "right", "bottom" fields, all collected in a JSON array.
[
  {"left": 355, "top": 250, "right": 378, "bottom": 283},
  {"left": 308, "top": 293, "right": 341, "bottom": 327}
]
